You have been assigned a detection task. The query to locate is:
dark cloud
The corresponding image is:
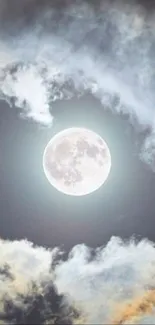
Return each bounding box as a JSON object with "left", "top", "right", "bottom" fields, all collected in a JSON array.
[
  {"left": 0, "top": 238, "right": 79, "bottom": 324},
  {"left": 2, "top": 282, "right": 77, "bottom": 325}
]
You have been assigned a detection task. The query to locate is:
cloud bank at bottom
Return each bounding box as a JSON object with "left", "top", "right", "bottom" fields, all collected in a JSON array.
[{"left": 1, "top": 236, "right": 155, "bottom": 324}]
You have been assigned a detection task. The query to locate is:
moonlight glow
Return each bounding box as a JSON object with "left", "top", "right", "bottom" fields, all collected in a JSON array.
[{"left": 43, "top": 128, "right": 111, "bottom": 196}]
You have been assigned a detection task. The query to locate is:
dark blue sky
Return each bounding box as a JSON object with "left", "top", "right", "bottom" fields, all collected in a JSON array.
[{"left": 0, "top": 93, "right": 154, "bottom": 251}]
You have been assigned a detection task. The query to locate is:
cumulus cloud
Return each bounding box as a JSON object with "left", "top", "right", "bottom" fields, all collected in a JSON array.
[
  {"left": 0, "top": 238, "right": 77, "bottom": 324},
  {"left": 0, "top": 0, "right": 155, "bottom": 165},
  {"left": 1, "top": 236, "right": 155, "bottom": 324}
]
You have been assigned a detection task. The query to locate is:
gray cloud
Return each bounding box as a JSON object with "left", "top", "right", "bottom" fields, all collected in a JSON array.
[
  {"left": 1, "top": 236, "right": 155, "bottom": 324},
  {"left": 0, "top": 1, "right": 155, "bottom": 166}
]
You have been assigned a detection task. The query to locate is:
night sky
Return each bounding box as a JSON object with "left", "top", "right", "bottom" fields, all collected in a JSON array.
[
  {"left": 0, "top": 93, "right": 154, "bottom": 250},
  {"left": 1, "top": 0, "right": 155, "bottom": 324}
]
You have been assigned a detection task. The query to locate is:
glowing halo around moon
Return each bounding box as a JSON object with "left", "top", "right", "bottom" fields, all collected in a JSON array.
[{"left": 43, "top": 127, "right": 111, "bottom": 196}]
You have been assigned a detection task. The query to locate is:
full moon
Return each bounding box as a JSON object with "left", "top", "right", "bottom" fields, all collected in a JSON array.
[{"left": 43, "top": 127, "right": 111, "bottom": 196}]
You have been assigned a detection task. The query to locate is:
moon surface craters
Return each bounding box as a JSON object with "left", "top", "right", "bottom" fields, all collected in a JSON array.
[{"left": 43, "top": 128, "right": 111, "bottom": 196}]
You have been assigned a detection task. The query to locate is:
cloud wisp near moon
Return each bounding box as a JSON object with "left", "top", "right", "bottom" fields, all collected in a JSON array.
[{"left": 0, "top": 0, "right": 155, "bottom": 166}]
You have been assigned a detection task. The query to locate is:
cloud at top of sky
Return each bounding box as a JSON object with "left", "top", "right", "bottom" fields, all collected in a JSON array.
[{"left": 0, "top": 0, "right": 155, "bottom": 167}]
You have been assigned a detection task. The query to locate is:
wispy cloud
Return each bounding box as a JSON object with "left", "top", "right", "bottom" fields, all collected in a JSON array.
[{"left": 0, "top": 1, "right": 155, "bottom": 166}]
